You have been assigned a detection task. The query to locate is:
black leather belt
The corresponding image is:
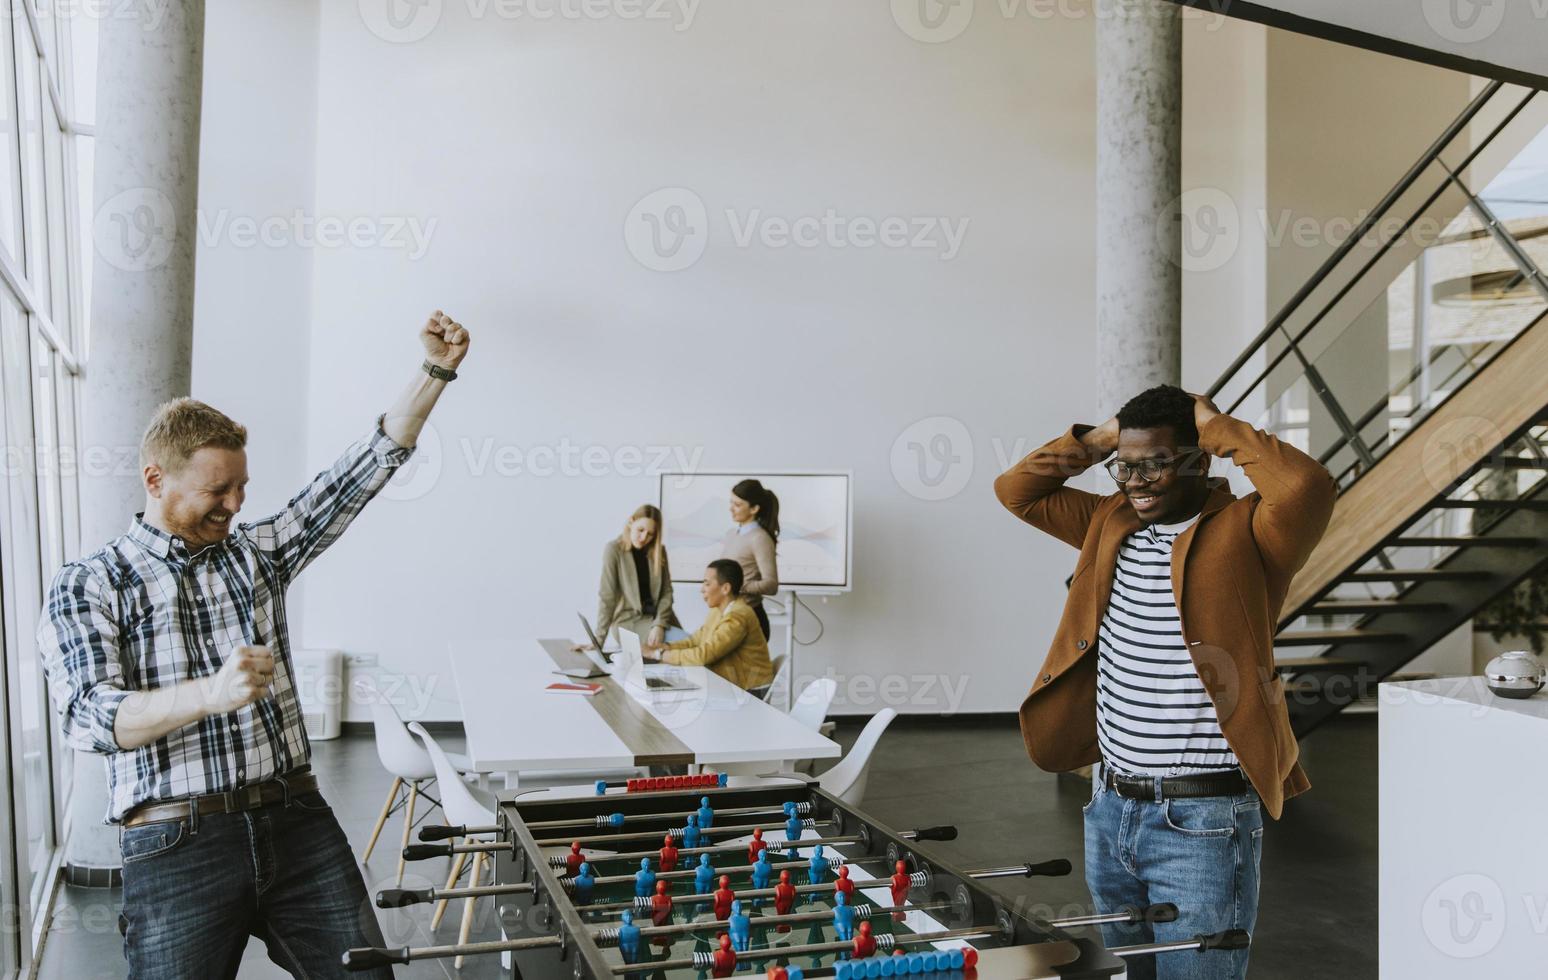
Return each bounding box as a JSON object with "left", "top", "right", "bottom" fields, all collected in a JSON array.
[
  {"left": 1101, "top": 765, "right": 1247, "bottom": 801},
  {"left": 122, "top": 768, "right": 317, "bottom": 828}
]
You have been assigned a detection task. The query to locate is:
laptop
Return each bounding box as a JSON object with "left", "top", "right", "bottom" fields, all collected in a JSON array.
[
  {"left": 575, "top": 612, "right": 618, "bottom": 674},
  {"left": 616, "top": 629, "right": 698, "bottom": 693}
]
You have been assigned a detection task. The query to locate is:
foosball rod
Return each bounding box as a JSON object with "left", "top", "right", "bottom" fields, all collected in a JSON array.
[
  {"left": 534, "top": 816, "right": 830, "bottom": 847},
  {"left": 342, "top": 931, "right": 561, "bottom": 971},
  {"left": 594, "top": 901, "right": 955, "bottom": 943},
  {"left": 522, "top": 799, "right": 817, "bottom": 832},
  {"left": 582, "top": 870, "right": 933, "bottom": 914},
  {"left": 607, "top": 926, "right": 997, "bottom": 974},
  {"left": 556, "top": 824, "right": 956, "bottom": 866},
  {"left": 1052, "top": 903, "right": 1178, "bottom": 929},
  {"left": 1110, "top": 929, "right": 1250, "bottom": 958},
  {"left": 561, "top": 855, "right": 818, "bottom": 889},
  {"left": 375, "top": 881, "right": 535, "bottom": 909}
]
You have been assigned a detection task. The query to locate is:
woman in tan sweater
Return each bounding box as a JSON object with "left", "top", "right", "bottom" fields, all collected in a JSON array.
[
  {"left": 584, "top": 504, "right": 682, "bottom": 649},
  {"left": 721, "top": 479, "right": 779, "bottom": 639}
]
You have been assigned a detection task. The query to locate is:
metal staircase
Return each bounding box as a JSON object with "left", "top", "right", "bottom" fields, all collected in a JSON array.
[{"left": 1203, "top": 80, "right": 1548, "bottom": 736}]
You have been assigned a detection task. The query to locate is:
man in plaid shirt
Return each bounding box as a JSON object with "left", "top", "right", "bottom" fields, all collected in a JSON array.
[{"left": 38, "top": 313, "right": 470, "bottom": 978}]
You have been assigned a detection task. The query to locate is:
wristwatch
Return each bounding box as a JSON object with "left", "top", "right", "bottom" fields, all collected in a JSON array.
[{"left": 422, "top": 360, "right": 458, "bottom": 382}]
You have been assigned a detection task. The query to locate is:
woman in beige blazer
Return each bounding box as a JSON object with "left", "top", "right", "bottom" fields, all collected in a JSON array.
[{"left": 585, "top": 504, "right": 683, "bottom": 649}]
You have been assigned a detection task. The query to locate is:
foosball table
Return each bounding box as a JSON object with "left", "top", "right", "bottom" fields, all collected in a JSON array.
[{"left": 347, "top": 775, "right": 1248, "bottom": 978}]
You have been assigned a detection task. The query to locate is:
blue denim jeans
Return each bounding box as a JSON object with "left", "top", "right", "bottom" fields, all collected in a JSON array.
[
  {"left": 1082, "top": 768, "right": 1263, "bottom": 980},
  {"left": 118, "top": 790, "right": 391, "bottom": 979}
]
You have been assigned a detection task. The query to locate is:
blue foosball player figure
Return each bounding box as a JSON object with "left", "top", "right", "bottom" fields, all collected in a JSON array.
[
  {"left": 785, "top": 813, "right": 804, "bottom": 856},
  {"left": 728, "top": 900, "right": 751, "bottom": 952},
  {"left": 618, "top": 909, "right": 641, "bottom": 964},
  {"left": 635, "top": 858, "right": 657, "bottom": 899},
  {"left": 750, "top": 850, "right": 773, "bottom": 895},
  {"left": 683, "top": 813, "right": 703, "bottom": 850},
  {"left": 832, "top": 891, "right": 855, "bottom": 943},
  {"left": 575, "top": 862, "right": 596, "bottom": 905},
  {"left": 697, "top": 796, "right": 715, "bottom": 829},
  {"left": 807, "top": 845, "right": 828, "bottom": 885},
  {"left": 694, "top": 853, "right": 717, "bottom": 896}
]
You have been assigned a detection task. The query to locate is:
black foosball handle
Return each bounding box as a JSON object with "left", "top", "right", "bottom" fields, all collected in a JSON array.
[
  {"left": 418, "top": 824, "right": 463, "bottom": 841},
  {"left": 1141, "top": 902, "right": 1178, "bottom": 924},
  {"left": 343, "top": 947, "right": 410, "bottom": 970},
  {"left": 1024, "top": 859, "right": 1073, "bottom": 877},
  {"left": 403, "top": 843, "right": 451, "bottom": 861},
  {"left": 1197, "top": 928, "right": 1251, "bottom": 952},
  {"left": 377, "top": 887, "right": 433, "bottom": 909},
  {"left": 910, "top": 825, "right": 958, "bottom": 842}
]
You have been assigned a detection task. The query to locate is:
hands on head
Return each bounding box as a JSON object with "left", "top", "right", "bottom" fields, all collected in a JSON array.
[{"left": 1086, "top": 391, "right": 1223, "bottom": 456}]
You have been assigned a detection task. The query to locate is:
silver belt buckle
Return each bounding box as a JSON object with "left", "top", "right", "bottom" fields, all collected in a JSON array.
[{"left": 242, "top": 784, "right": 264, "bottom": 809}]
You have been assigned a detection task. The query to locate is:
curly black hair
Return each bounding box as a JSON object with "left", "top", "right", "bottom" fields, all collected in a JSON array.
[{"left": 1116, "top": 384, "right": 1199, "bottom": 447}]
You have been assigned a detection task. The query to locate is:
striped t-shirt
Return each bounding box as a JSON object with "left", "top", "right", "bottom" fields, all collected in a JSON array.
[{"left": 1095, "top": 514, "right": 1240, "bottom": 776}]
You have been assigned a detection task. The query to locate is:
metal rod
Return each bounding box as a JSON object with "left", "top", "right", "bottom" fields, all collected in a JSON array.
[
  {"left": 577, "top": 834, "right": 861, "bottom": 865},
  {"left": 609, "top": 927, "right": 997, "bottom": 974},
  {"left": 342, "top": 934, "right": 561, "bottom": 971},
  {"left": 576, "top": 855, "right": 817, "bottom": 889},
  {"left": 585, "top": 874, "right": 911, "bottom": 916},
  {"left": 1110, "top": 928, "right": 1250, "bottom": 958},
  {"left": 535, "top": 816, "right": 823, "bottom": 848},
  {"left": 526, "top": 801, "right": 808, "bottom": 831},
  {"left": 376, "top": 882, "right": 534, "bottom": 909},
  {"left": 597, "top": 902, "right": 951, "bottom": 943}
]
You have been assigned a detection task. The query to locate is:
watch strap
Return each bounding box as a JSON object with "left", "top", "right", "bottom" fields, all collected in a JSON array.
[{"left": 422, "top": 360, "right": 458, "bottom": 382}]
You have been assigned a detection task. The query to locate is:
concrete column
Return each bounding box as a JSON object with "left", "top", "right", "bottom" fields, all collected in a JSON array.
[
  {"left": 68, "top": 0, "right": 205, "bottom": 880},
  {"left": 1095, "top": 0, "right": 1182, "bottom": 417}
]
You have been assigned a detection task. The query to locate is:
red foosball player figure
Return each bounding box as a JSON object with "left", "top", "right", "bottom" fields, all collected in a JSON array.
[
  {"left": 565, "top": 841, "right": 585, "bottom": 877},
  {"left": 713, "top": 875, "right": 736, "bottom": 920},
  {"left": 747, "top": 827, "right": 768, "bottom": 865},
  {"left": 650, "top": 880, "right": 674, "bottom": 946},
  {"left": 711, "top": 933, "right": 737, "bottom": 978},
  {"left": 852, "top": 920, "right": 877, "bottom": 959},
  {"left": 890, "top": 860, "right": 911, "bottom": 921},
  {"left": 765, "top": 968, "right": 788, "bottom": 980},
  {"left": 659, "top": 833, "right": 680, "bottom": 872},
  {"left": 773, "top": 869, "right": 797, "bottom": 932},
  {"left": 833, "top": 864, "right": 855, "bottom": 902}
]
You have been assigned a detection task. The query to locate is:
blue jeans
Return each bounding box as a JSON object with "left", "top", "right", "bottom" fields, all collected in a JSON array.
[
  {"left": 1082, "top": 768, "right": 1263, "bottom": 980},
  {"left": 119, "top": 790, "right": 391, "bottom": 979}
]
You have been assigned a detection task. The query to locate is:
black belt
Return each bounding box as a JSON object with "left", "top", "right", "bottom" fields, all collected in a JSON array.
[
  {"left": 122, "top": 768, "right": 316, "bottom": 828},
  {"left": 1101, "top": 764, "right": 1247, "bottom": 801}
]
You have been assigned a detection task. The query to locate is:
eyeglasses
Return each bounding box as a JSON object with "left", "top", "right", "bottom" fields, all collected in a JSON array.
[{"left": 1104, "top": 451, "right": 1199, "bottom": 484}]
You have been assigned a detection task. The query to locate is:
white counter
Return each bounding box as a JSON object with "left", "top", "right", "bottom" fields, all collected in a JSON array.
[{"left": 1379, "top": 676, "right": 1548, "bottom": 978}]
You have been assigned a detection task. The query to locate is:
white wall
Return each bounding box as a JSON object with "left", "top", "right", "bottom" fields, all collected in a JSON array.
[{"left": 192, "top": 1, "right": 1476, "bottom": 719}]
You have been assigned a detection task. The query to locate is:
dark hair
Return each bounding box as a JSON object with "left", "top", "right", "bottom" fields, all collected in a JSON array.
[
  {"left": 707, "top": 559, "right": 744, "bottom": 595},
  {"left": 731, "top": 479, "right": 780, "bottom": 542},
  {"left": 1116, "top": 385, "right": 1199, "bottom": 448}
]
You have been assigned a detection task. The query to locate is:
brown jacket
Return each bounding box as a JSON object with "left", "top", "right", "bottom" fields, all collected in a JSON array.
[{"left": 993, "top": 414, "right": 1336, "bottom": 819}]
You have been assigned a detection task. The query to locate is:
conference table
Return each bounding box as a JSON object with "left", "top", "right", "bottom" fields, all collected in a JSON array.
[{"left": 452, "top": 638, "right": 840, "bottom": 788}]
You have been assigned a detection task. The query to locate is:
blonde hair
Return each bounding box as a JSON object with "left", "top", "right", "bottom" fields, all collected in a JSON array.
[
  {"left": 140, "top": 398, "right": 248, "bottom": 474},
  {"left": 617, "top": 503, "right": 665, "bottom": 577}
]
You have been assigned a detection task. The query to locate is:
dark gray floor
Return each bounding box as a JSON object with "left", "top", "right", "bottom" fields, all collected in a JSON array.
[{"left": 36, "top": 715, "right": 1376, "bottom": 979}]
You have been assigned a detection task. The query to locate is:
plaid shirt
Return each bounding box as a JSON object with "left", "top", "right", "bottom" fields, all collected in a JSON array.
[{"left": 38, "top": 420, "right": 413, "bottom": 822}]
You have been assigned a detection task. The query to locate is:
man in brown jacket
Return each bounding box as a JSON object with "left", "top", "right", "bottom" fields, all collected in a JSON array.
[{"left": 994, "top": 385, "right": 1334, "bottom": 980}]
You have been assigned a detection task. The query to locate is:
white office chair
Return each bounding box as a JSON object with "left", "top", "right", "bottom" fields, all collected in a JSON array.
[
  {"left": 788, "top": 678, "right": 837, "bottom": 732},
  {"left": 408, "top": 723, "right": 501, "bottom": 969},
  {"left": 817, "top": 709, "right": 897, "bottom": 807},
  {"left": 358, "top": 680, "right": 480, "bottom": 886},
  {"left": 765, "top": 654, "right": 789, "bottom": 708}
]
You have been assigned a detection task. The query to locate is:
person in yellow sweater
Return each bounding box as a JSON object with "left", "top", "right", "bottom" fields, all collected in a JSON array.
[{"left": 643, "top": 559, "right": 775, "bottom": 694}]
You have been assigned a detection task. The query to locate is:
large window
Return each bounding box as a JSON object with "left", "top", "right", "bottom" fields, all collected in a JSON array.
[{"left": 0, "top": 1, "right": 91, "bottom": 975}]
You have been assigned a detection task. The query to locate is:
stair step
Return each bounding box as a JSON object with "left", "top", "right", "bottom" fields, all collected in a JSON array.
[
  {"left": 1273, "top": 628, "right": 1406, "bottom": 646},
  {"left": 1343, "top": 568, "right": 1491, "bottom": 583},
  {"left": 1390, "top": 535, "right": 1539, "bottom": 548},
  {"left": 1306, "top": 598, "right": 1450, "bottom": 615},
  {"left": 1438, "top": 498, "right": 1548, "bottom": 511},
  {"left": 1275, "top": 656, "right": 1364, "bottom": 672}
]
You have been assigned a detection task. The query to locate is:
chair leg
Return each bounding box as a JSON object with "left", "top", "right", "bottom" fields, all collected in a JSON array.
[
  {"left": 395, "top": 780, "right": 420, "bottom": 886},
  {"left": 360, "top": 776, "right": 403, "bottom": 864},
  {"left": 455, "top": 852, "right": 484, "bottom": 969},
  {"left": 432, "top": 842, "right": 466, "bottom": 931}
]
